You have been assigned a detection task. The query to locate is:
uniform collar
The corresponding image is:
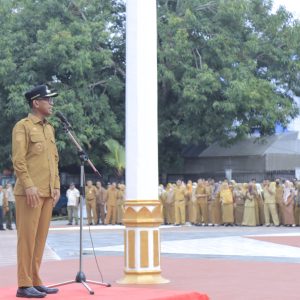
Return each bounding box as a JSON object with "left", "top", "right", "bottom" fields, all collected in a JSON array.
[{"left": 28, "top": 113, "right": 49, "bottom": 125}]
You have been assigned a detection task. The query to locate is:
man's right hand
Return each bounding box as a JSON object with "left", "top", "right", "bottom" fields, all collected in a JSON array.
[{"left": 25, "top": 187, "right": 41, "bottom": 208}]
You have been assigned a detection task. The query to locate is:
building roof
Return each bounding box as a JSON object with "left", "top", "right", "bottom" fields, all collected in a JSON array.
[
  {"left": 186, "top": 132, "right": 300, "bottom": 158},
  {"left": 182, "top": 144, "right": 207, "bottom": 158}
]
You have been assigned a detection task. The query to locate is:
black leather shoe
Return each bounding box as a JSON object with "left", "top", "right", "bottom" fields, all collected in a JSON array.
[
  {"left": 34, "top": 285, "right": 59, "bottom": 294},
  {"left": 16, "top": 287, "right": 46, "bottom": 298}
]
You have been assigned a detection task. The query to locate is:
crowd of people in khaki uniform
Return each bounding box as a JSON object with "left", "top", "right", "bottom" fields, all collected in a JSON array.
[
  {"left": 3, "top": 177, "right": 300, "bottom": 229},
  {"left": 159, "top": 178, "right": 300, "bottom": 227},
  {"left": 69, "top": 176, "right": 300, "bottom": 228},
  {"left": 79, "top": 181, "right": 125, "bottom": 225}
]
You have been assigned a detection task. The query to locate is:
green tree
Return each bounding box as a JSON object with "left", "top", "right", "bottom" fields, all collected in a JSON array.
[
  {"left": 103, "top": 139, "right": 125, "bottom": 179},
  {"left": 157, "top": 0, "right": 300, "bottom": 172},
  {"left": 1, "top": 0, "right": 300, "bottom": 178},
  {"left": 0, "top": 0, "right": 125, "bottom": 172}
]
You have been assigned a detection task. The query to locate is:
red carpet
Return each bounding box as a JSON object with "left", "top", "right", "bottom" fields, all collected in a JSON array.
[
  {"left": 0, "top": 285, "right": 209, "bottom": 300},
  {"left": 3, "top": 255, "right": 300, "bottom": 299}
]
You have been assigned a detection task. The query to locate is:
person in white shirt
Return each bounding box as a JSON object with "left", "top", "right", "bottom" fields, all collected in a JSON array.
[
  {"left": 0, "top": 185, "right": 6, "bottom": 230},
  {"left": 5, "top": 182, "right": 16, "bottom": 230},
  {"left": 66, "top": 183, "right": 80, "bottom": 225}
]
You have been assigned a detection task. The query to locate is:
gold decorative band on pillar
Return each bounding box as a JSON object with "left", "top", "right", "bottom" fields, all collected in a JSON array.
[{"left": 117, "top": 200, "right": 169, "bottom": 284}]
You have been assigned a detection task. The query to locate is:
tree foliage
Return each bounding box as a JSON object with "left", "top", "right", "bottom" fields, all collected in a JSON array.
[
  {"left": 157, "top": 0, "right": 300, "bottom": 171},
  {"left": 1, "top": 0, "right": 300, "bottom": 175},
  {"left": 103, "top": 139, "right": 125, "bottom": 178},
  {"left": 0, "top": 0, "right": 125, "bottom": 176}
]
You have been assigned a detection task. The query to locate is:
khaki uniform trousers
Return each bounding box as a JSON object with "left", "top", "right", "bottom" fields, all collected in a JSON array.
[
  {"left": 185, "top": 201, "right": 190, "bottom": 222},
  {"left": 187, "top": 200, "right": 195, "bottom": 223},
  {"left": 170, "top": 203, "right": 175, "bottom": 224},
  {"left": 189, "top": 201, "right": 198, "bottom": 224},
  {"left": 162, "top": 201, "right": 168, "bottom": 224},
  {"left": 86, "top": 198, "right": 97, "bottom": 225},
  {"left": 196, "top": 199, "right": 208, "bottom": 224},
  {"left": 294, "top": 205, "right": 300, "bottom": 225},
  {"left": 96, "top": 202, "right": 106, "bottom": 224},
  {"left": 207, "top": 201, "right": 213, "bottom": 224},
  {"left": 264, "top": 203, "right": 279, "bottom": 226},
  {"left": 165, "top": 203, "right": 175, "bottom": 224},
  {"left": 15, "top": 195, "right": 53, "bottom": 287},
  {"left": 257, "top": 198, "right": 265, "bottom": 225},
  {"left": 276, "top": 203, "right": 284, "bottom": 224},
  {"left": 116, "top": 202, "right": 124, "bottom": 224},
  {"left": 105, "top": 205, "right": 117, "bottom": 224},
  {"left": 175, "top": 200, "right": 185, "bottom": 224},
  {"left": 185, "top": 194, "right": 192, "bottom": 222}
]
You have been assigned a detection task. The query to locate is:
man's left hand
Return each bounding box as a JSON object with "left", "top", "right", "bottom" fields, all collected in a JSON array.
[{"left": 53, "top": 189, "right": 61, "bottom": 207}]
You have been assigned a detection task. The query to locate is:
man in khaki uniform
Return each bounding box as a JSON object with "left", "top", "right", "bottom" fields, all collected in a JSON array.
[
  {"left": 189, "top": 182, "right": 199, "bottom": 224},
  {"left": 0, "top": 185, "right": 7, "bottom": 230},
  {"left": 159, "top": 184, "right": 167, "bottom": 224},
  {"left": 12, "top": 84, "right": 60, "bottom": 298},
  {"left": 85, "top": 180, "right": 98, "bottom": 225},
  {"left": 195, "top": 179, "right": 209, "bottom": 225},
  {"left": 185, "top": 180, "right": 193, "bottom": 223},
  {"left": 263, "top": 180, "right": 279, "bottom": 226},
  {"left": 294, "top": 182, "right": 300, "bottom": 225},
  {"left": 173, "top": 180, "right": 187, "bottom": 225},
  {"left": 275, "top": 179, "right": 284, "bottom": 224},
  {"left": 105, "top": 182, "right": 118, "bottom": 225},
  {"left": 116, "top": 184, "right": 125, "bottom": 224},
  {"left": 5, "top": 182, "right": 16, "bottom": 230},
  {"left": 206, "top": 180, "right": 214, "bottom": 224},
  {"left": 95, "top": 181, "right": 107, "bottom": 225},
  {"left": 165, "top": 183, "right": 175, "bottom": 224}
]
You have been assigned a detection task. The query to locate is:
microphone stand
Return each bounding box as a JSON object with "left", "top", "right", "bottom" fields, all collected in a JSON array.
[{"left": 48, "top": 121, "right": 111, "bottom": 294}]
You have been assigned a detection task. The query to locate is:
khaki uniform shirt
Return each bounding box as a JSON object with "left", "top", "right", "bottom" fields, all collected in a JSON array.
[
  {"left": 166, "top": 189, "right": 174, "bottom": 204},
  {"left": 96, "top": 187, "right": 107, "bottom": 204},
  {"left": 12, "top": 113, "right": 60, "bottom": 197},
  {"left": 206, "top": 185, "right": 213, "bottom": 201},
  {"left": 106, "top": 187, "right": 118, "bottom": 206},
  {"left": 173, "top": 186, "right": 186, "bottom": 202},
  {"left": 117, "top": 189, "right": 125, "bottom": 205},
  {"left": 263, "top": 185, "right": 276, "bottom": 204},
  {"left": 85, "top": 185, "right": 97, "bottom": 201},
  {"left": 196, "top": 184, "right": 207, "bottom": 200}
]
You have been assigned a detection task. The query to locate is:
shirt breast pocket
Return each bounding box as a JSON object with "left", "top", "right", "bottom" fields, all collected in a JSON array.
[{"left": 30, "top": 134, "right": 45, "bottom": 155}]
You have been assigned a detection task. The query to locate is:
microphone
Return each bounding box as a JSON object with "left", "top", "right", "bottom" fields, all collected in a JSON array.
[{"left": 55, "top": 111, "right": 72, "bottom": 129}]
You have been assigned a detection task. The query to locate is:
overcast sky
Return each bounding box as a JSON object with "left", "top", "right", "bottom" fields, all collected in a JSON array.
[{"left": 273, "top": 0, "right": 300, "bottom": 19}]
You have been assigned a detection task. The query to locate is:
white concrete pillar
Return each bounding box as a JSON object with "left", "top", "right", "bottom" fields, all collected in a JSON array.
[{"left": 117, "top": 0, "right": 169, "bottom": 284}]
